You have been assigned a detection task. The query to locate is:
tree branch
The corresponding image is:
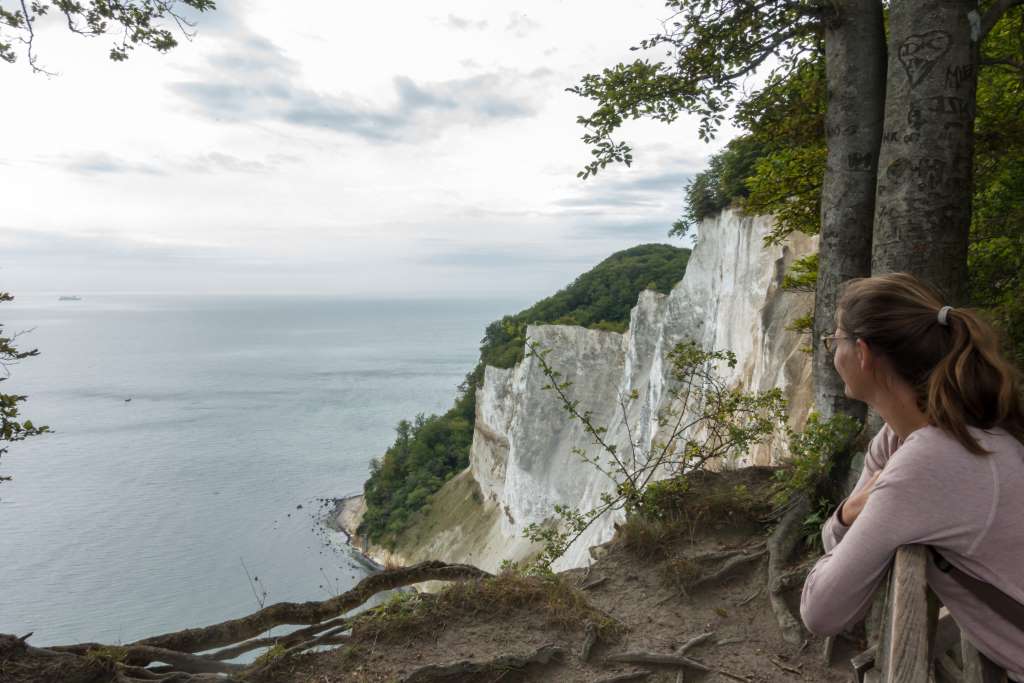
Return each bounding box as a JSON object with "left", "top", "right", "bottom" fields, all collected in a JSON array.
[
  {"left": 720, "top": 27, "right": 803, "bottom": 81},
  {"left": 980, "top": 0, "right": 1023, "bottom": 40}
]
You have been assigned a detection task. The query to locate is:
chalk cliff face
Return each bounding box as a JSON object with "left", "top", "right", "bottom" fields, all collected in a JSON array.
[{"left": 374, "top": 210, "right": 817, "bottom": 572}]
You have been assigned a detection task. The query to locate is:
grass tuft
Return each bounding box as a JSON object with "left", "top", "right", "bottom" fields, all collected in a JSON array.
[{"left": 350, "top": 572, "right": 621, "bottom": 644}]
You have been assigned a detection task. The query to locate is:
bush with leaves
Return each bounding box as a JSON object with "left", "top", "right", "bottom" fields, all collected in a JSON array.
[
  {"left": 521, "top": 338, "right": 787, "bottom": 572},
  {"left": 770, "top": 412, "right": 862, "bottom": 551},
  {"left": 1, "top": 293, "right": 50, "bottom": 485}
]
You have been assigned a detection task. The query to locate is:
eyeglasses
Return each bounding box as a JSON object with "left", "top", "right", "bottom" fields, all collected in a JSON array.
[{"left": 820, "top": 334, "right": 856, "bottom": 355}]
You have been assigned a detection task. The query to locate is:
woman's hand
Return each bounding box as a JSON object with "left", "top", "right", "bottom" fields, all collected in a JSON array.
[{"left": 840, "top": 470, "right": 883, "bottom": 526}]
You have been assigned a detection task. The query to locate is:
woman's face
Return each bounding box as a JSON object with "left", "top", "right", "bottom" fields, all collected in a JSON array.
[{"left": 832, "top": 315, "right": 870, "bottom": 402}]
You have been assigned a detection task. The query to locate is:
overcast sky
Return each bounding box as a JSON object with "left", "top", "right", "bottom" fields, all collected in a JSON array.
[{"left": 0, "top": 0, "right": 741, "bottom": 299}]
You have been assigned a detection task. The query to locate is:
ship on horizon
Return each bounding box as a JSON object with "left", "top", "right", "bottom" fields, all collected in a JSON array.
[{"left": 58, "top": 295, "right": 82, "bottom": 301}]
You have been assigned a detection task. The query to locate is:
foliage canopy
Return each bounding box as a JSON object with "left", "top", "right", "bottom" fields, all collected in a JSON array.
[
  {"left": 585, "top": 5, "right": 1023, "bottom": 361},
  {"left": 0, "top": 0, "right": 215, "bottom": 73}
]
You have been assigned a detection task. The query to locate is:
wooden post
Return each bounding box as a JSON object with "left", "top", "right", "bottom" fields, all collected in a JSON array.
[
  {"left": 851, "top": 545, "right": 1009, "bottom": 683},
  {"left": 882, "top": 546, "right": 933, "bottom": 682}
]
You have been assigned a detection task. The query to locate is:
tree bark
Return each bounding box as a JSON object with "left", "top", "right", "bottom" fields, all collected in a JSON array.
[
  {"left": 872, "top": 0, "right": 979, "bottom": 303},
  {"left": 814, "top": 0, "right": 886, "bottom": 423}
]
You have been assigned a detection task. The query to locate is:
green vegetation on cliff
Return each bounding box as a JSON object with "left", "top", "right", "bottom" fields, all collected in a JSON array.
[{"left": 358, "top": 243, "right": 691, "bottom": 546}]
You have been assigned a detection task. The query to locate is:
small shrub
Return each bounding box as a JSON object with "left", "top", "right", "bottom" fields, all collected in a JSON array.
[
  {"left": 84, "top": 646, "right": 127, "bottom": 664},
  {"left": 660, "top": 556, "right": 702, "bottom": 591},
  {"left": 523, "top": 339, "right": 787, "bottom": 571},
  {"left": 785, "top": 312, "right": 813, "bottom": 335},
  {"left": 772, "top": 412, "right": 861, "bottom": 508},
  {"left": 618, "top": 515, "right": 679, "bottom": 560},
  {"left": 781, "top": 253, "right": 818, "bottom": 293},
  {"left": 253, "top": 643, "right": 286, "bottom": 667}
]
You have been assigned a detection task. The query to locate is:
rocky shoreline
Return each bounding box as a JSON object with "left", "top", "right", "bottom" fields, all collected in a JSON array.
[{"left": 322, "top": 494, "right": 386, "bottom": 573}]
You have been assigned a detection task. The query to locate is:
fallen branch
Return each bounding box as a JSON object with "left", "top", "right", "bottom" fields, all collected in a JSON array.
[
  {"left": 399, "top": 644, "right": 565, "bottom": 682},
  {"left": 581, "top": 576, "right": 610, "bottom": 591}
]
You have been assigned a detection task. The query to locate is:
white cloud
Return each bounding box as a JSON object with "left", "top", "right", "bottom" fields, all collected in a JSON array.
[{"left": 0, "top": 0, "right": 734, "bottom": 297}]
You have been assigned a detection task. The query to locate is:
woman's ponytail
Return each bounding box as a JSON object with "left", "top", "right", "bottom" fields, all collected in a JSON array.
[{"left": 925, "top": 308, "right": 1024, "bottom": 454}]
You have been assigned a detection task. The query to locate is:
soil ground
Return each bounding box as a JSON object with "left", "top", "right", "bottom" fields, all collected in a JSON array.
[{"left": 252, "top": 469, "right": 866, "bottom": 683}]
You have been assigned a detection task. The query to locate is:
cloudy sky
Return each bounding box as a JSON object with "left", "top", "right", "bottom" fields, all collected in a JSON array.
[{"left": 1, "top": 0, "right": 741, "bottom": 299}]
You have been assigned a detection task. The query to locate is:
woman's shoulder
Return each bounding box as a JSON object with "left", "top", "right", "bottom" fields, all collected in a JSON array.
[
  {"left": 896, "top": 424, "right": 1024, "bottom": 468},
  {"left": 865, "top": 422, "right": 903, "bottom": 468}
]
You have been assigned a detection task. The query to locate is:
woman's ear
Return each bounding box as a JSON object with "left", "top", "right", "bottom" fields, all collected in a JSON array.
[{"left": 856, "top": 338, "right": 872, "bottom": 372}]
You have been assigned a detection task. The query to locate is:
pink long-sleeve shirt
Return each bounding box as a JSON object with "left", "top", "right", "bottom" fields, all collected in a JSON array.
[{"left": 800, "top": 423, "right": 1024, "bottom": 679}]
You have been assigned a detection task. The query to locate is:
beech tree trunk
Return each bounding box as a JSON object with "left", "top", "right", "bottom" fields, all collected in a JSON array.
[
  {"left": 814, "top": 0, "right": 885, "bottom": 422},
  {"left": 872, "top": 0, "right": 979, "bottom": 302}
]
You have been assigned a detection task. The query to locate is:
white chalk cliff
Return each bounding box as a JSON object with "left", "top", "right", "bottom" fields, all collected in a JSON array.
[{"left": 362, "top": 209, "right": 817, "bottom": 572}]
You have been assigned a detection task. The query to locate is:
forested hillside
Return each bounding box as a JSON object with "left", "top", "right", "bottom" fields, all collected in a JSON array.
[{"left": 358, "top": 243, "right": 691, "bottom": 546}]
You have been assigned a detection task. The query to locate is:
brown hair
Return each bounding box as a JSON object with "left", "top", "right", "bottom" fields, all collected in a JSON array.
[{"left": 837, "top": 272, "right": 1024, "bottom": 454}]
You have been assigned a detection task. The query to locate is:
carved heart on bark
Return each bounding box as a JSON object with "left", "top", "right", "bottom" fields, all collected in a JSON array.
[{"left": 898, "top": 31, "right": 952, "bottom": 88}]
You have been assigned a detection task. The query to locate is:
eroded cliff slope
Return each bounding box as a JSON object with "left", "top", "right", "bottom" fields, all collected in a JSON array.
[{"left": 345, "top": 210, "right": 817, "bottom": 572}]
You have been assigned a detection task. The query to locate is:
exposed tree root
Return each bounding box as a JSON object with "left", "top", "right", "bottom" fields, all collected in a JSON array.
[
  {"left": 127, "top": 560, "right": 490, "bottom": 655},
  {"left": 687, "top": 542, "right": 766, "bottom": 564},
  {"left": 121, "top": 645, "right": 244, "bottom": 674},
  {"left": 688, "top": 548, "right": 768, "bottom": 590},
  {"left": 766, "top": 494, "right": 810, "bottom": 645},
  {"left": 594, "top": 672, "right": 651, "bottom": 682},
  {"left": 397, "top": 643, "right": 565, "bottom": 682},
  {"left": 776, "top": 562, "right": 813, "bottom": 592},
  {"left": 580, "top": 622, "right": 599, "bottom": 662},
  {"left": 4, "top": 560, "right": 491, "bottom": 683},
  {"left": 677, "top": 632, "right": 715, "bottom": 655},
  {"left": 204, "top": 613, "right": 351, "bottom": 661},
  {"left": 603, "top": 650, "right": 748, "bottom": 680},
  {"left": 736, "top": 584, "right": 764, "bottom": 606}
]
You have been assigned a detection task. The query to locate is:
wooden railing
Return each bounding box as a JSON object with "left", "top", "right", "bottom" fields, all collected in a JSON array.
[{"left": 850, "top": 545, "right": 1009, "bottom": 683}]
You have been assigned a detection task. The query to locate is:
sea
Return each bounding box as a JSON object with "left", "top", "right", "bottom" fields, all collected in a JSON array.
[{"left": 0, "top": 293, "right": 523, "bottom": 647}]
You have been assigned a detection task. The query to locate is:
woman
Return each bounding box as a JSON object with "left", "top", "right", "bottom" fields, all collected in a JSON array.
[{"left": 799, "top": 272, "right": 1024, "bottom": 679}]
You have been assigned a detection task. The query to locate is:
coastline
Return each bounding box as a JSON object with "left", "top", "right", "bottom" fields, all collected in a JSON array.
[
  {"left": 322, "top": 494, "right": 385, "bottom": 573},
  {"left": 324, "top": 494, "right": 416, "bottom": 572}
]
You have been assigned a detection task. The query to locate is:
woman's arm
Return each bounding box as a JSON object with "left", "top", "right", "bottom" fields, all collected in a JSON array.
[
  {"left": 800, "top": 435, "right": 960, "bottom": 637},
  {"left": 820, "top": 423, "right": 901, "bottom": 552}
]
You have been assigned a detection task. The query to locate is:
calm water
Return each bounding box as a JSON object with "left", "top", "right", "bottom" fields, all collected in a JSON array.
[{"left": 0, "top": 294, "right": 520, "bottom": 646}]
